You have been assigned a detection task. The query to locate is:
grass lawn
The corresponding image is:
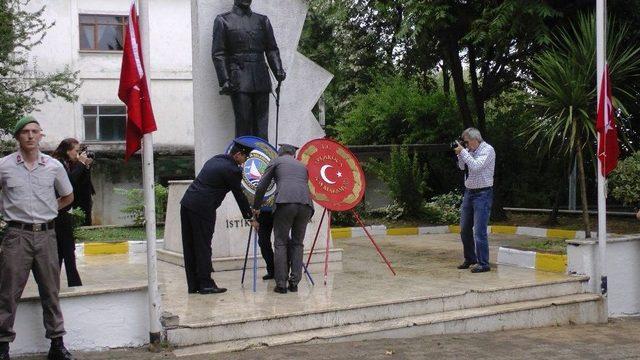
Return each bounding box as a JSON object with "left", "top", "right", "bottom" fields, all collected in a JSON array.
[
  {"left": 507, "top": 238, "right": 568, "bottom": 254},
  {"left": 493, "top": 212, "right": 640, "bottom": 235},
  {"left": 75, "top": 226, "right": 164, "bottom": 243}
]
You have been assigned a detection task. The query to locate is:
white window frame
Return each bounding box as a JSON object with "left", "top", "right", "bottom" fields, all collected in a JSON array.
[{"left": 82, "top": 104, "right": 127, "bottom": 142}]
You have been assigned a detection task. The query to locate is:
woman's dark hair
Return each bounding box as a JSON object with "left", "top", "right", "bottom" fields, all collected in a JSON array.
[{"left": 52, "top": 138, "right": 80, "bottom": 162}]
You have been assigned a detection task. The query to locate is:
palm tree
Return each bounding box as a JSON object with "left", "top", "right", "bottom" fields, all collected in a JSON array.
[{"left": 525, "top": 13, "right": 640, "bottom": 237}]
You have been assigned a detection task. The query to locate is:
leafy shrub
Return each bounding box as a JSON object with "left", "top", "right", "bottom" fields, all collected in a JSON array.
[
  {"left": 422, "top": 192, "right": 463, "bottom": 225},
  {"left": 330, "top": 202, "right": 366, "bottom": 227},
  {"left": 366, "top": 146, "right": 428, "bottom": 219},
  {"left": 116, "top": 184, "right": 169, "bottom": 226},
  {"left": 69, "top": 207, "right": 86, "bottom": 229},
  {"left": 609, "top": 151, "right": 640, "bottom": 207},
  {"left": 368, "top": 202, "right": 406, "bottom": 221}
]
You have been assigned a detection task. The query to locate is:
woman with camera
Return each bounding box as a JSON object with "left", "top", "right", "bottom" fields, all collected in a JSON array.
[{"left": 52, "top": 138, "right": 93, "bottom": 287}]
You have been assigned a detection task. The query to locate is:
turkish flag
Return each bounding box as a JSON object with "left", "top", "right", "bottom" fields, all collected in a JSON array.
[
  {"left": 118, "top": 2, "right": 157, "bottom": 161},
  {"left": 596, "top": 65, "right": 619, "bottom": 177}
]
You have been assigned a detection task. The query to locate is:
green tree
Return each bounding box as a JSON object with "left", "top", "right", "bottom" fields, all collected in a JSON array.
[
  {"left": 401, "top": 0, "right": 565, "bottom": 133},
  {"left": 524, "top": 14, "right": 640, "bottom": 237},
  {"left": 0, "top": 0, "right": 79, "bottom": 133},
  {"left": 609, "top": 151, "right": 640, "bottom": 207},
  {"left": 301, "top": 1, "right": 596, "bottom": 134},
  {"left": 335, "top": 75, "right": 459, "bottom": 145}
]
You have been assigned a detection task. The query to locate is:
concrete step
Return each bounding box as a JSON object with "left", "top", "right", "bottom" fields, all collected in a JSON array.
[
  {"left": 173, "top": 293, "right": 603, "bottom": 357},
  {"left": 166, "top": 277, "right": 590, "bottom": 348}
]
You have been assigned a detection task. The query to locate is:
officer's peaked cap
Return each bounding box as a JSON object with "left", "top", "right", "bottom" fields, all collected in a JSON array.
[{"left": 231, "top": 138, "right": 254, "bottom": 155}]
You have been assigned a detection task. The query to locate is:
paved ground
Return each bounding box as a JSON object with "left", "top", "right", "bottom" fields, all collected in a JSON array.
[{"left": 15, "top": 317, "right": 640, "bottom": 359}]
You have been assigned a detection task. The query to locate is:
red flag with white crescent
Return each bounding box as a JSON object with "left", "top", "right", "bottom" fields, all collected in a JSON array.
[
  {"left": 118, "top": 1, "right": 157, "bottom": 161},
  {"left": 596, "top": 65, "right": 619, "bottom": 176}
]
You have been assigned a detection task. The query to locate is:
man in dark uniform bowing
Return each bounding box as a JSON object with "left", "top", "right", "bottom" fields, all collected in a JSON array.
[{"left": 180, "top": 139, "right": 257, "bottom": 295}]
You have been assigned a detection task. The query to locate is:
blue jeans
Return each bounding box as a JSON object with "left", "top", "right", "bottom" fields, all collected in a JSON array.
[{"left": 460, "top": 188, "right": 493, "bottom": 269}]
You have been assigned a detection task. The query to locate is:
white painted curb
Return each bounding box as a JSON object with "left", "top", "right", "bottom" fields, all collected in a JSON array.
[
  {"left": 74, "top": 240, "right": 165, "bottom": 257},
  {"left": 497, "top": 247, "right": 536, "bottom": 269}
]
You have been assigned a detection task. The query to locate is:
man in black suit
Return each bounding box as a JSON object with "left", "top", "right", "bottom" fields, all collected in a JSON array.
[
  {"left": 180, "top": 139, "right": 257, "bottom": 295},
  {"left": 212, "top": 0, "right": 286, "bottom": 141}
]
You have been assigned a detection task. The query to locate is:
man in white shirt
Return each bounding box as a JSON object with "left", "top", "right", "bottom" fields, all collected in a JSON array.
[
  {"left": 454, "top": 127, "right": 496, "bottom": 273},
  {"left": 0, "top": 116, "right": 75, "bottom": 359}
]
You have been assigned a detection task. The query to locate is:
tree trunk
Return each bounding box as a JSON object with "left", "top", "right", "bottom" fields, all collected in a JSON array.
[
  {"left": 443, "top": 40, "right": 474, "bottom": 129},
  {"left": 545, "top": 179, "right": 563, "bottom": 226},
  {"left": 576, "top": 143, "right": 591, "bottom": 238},
  {"left": 545, "top": 162, "right": 569, "bottom": 226},
  {"left": 467, "top": 45, "right": 486, "bottom": 133},
  {"left": 442, "top": 63, "right": 450, "bottom": 96}
]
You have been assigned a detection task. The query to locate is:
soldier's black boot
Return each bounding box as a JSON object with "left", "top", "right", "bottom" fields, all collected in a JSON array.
[{"left": 48, "top": 337, "right": 74, "bottom": 360}]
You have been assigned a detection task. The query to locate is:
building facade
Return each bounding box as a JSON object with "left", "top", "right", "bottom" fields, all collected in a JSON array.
[{"left": 26, "top": 0, "right": 194, "bottom": 224}]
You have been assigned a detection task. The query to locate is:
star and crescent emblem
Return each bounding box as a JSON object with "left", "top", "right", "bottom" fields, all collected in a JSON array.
[
  {"left": 298, "top": 138, "right": 366, "bottom": 212},
  {"left": 226, "top": 137, "right": 278, "bottom": 207}
]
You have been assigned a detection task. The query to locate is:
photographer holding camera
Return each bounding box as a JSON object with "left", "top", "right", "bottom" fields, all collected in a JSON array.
[
  {"left": 453, "top": 127, "right": 495, "bottom": 273},
  {"left": 73, "top": 145, "right": 95, "bottom": 226}
]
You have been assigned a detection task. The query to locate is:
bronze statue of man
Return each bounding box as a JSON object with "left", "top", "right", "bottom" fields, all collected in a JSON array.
[{"left": 212, "top": 0, "right": 286, "bottom": 141}]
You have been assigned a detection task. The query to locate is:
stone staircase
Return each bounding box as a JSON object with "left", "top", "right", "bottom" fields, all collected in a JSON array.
[{"left": 167, "top": 276, "right": 604, "bottom": 357}]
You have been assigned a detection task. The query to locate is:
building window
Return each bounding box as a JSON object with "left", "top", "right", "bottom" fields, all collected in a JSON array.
[
  {"left": 83, "top": 105, "right": 126, "bottom": 141},
  {"left": 79, "top": 14, "right": 127, "bottom": 51}
]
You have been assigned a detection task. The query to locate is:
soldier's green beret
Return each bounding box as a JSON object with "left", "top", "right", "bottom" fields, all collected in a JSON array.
[{"left": 13, "top": 116, "right": 40, "bottom": 137}]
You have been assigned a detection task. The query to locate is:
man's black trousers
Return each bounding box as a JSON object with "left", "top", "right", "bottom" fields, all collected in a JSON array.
[
  {"left": 258, "top": 211, "right": 275, "bottom": 276},
  {"left": 180, "top": 206, "right": 216, "bottom": 292},
  {"left": 55, "top": 211, "right": 82, "bottom": 287}
]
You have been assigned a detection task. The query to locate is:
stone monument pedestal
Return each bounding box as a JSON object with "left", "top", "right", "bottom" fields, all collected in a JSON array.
[{"left": 160, "top": 180, "right": 342, "bottom": 270}]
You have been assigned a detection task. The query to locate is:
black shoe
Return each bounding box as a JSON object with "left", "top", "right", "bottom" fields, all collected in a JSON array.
[
  {"left": 188, "top": 289, "right": 198, "bottom": 294},
  {"left": 457, "top": 261, "right": 477, "bottom": 269},
  {"left": 288, "top": 283, "right": 298, "bottom": 292},
  {"left": 198, "top": 286, "right": 227, "bottom": 294},
  {"left": 470, "top": 266, "right": 490, "bottom": 273},
  {"left": 0, "top": 342, "right": 9, "bottom": 360},
  {"left": 274, "top": 286, "right": 287, "bottom": 294},
  {"left": 262, "top": 274, "right": 274, "bottom": 280},
  {"left": 48, "top": 338, "right": 74, "bottom": 360}
]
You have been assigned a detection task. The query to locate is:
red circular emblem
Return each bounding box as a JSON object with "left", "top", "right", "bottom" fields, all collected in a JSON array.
[{"left": 297, "top": 138, "right": 366, "bottom": 211}]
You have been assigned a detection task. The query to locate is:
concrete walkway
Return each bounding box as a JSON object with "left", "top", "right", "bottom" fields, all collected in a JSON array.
[{"left": 16, "top": 317, "right": 640, "bottom": 359}]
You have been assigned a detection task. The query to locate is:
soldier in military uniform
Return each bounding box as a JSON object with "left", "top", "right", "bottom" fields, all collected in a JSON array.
[
  {"left": 0, "top": 116, "right": 75, "bottom": 360},
  {"left": 180, "top": 139, "right": 257, "bottom": 295},
  {"left": 212, "top": 0, "right": 286, "bottom": 141}
]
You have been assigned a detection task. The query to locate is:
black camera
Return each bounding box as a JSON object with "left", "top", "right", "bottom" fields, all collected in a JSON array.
[
  {"left": 450, "top": 138, "right": 467, "bottom": 149},
  {"left": 80, "top": 145, "right": 95, "bottom": 159}
]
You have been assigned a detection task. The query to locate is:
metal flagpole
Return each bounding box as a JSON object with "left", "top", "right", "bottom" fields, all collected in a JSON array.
[
  {"left": 596, "top": 0, "right": 608, "bottom": 303},
  {"left": 138, "top": 0, "right": 163, "bottom": 349}
]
